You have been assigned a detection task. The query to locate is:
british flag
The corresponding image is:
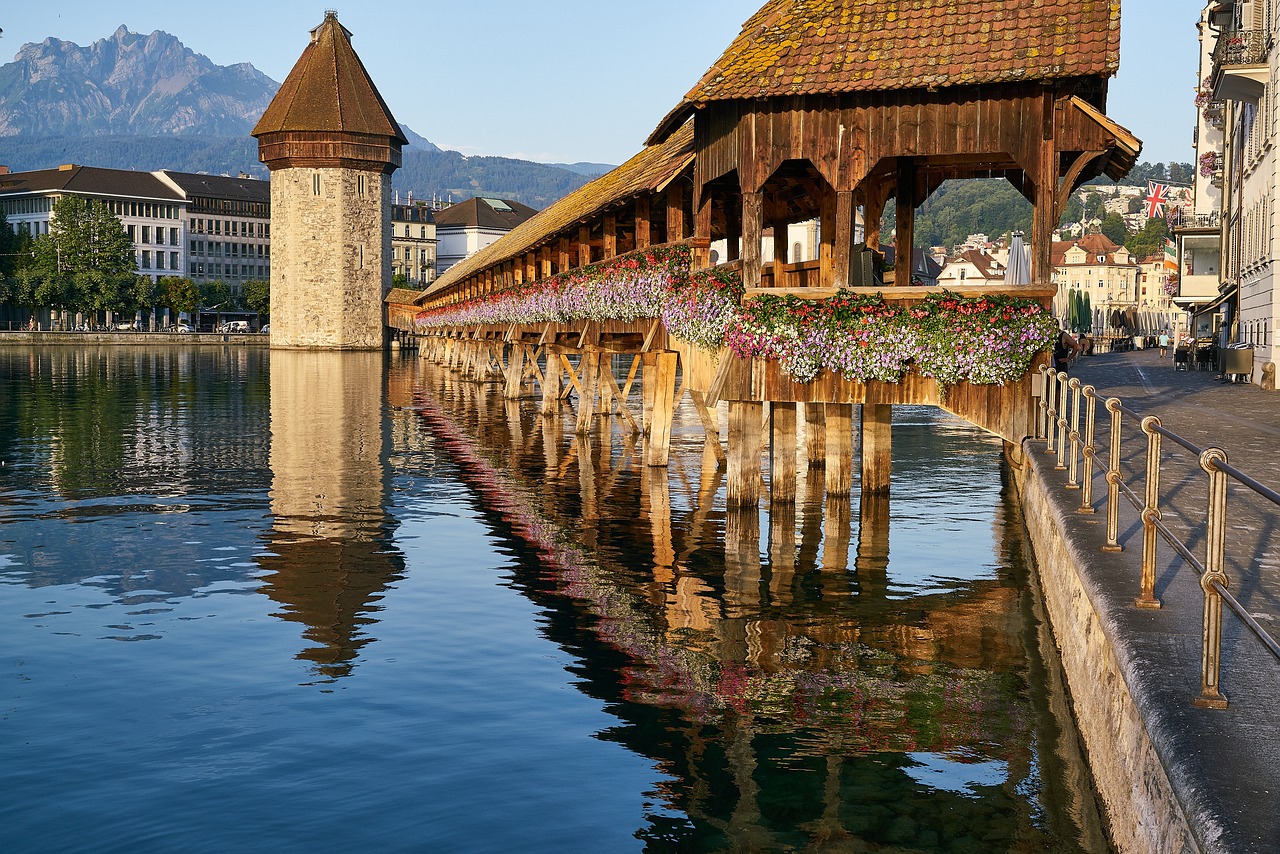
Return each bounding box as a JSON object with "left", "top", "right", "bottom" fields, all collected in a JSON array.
[{"left": 1145, "top": 181, "right": 1169, "bottom": 219}]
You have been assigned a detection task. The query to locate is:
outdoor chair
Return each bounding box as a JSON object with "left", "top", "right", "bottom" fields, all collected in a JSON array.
[{"left": 1173, "top": 346, "right": 1190, "bottom": 370}]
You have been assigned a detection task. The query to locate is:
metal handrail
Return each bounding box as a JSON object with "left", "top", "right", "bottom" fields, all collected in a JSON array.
[
  {"left": 1037, "top": 365, "right": 1280, "bottom": 709},
  {"left": 1213, "top": 27, "right": 1271, "bottom": 69}
]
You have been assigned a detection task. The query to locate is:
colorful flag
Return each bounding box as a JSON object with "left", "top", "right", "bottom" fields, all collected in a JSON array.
[{"left": 1145, "top": 181, "right": 1169, "bottom": 219}]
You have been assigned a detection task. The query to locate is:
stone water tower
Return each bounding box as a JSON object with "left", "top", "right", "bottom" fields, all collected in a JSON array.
[{"left": 252, "top": 11, "right": 407, "bottom": 349}]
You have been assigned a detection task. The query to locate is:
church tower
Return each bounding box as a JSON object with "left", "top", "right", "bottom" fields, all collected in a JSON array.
[{"left": 252, "top": 12, "right": 406, "bottom": 349}]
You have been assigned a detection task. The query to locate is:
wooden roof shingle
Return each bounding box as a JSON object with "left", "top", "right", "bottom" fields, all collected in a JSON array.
[{"left": 650, "top": 0, "right": 1122, "bottom": 143}]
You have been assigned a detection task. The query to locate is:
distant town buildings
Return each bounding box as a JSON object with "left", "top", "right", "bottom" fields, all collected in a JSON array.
[
  {"left": 1050, "top": 233, "right": 1139, "bottom": 327},
  {"left": 937, "top": 249, "right": 1005, "bottom": 287},
  {"left": 391, "top": 203, "right": 437, "bottom": 286},
  {"left": 433, "top": 197, "right": 538, "bottom": 275}
]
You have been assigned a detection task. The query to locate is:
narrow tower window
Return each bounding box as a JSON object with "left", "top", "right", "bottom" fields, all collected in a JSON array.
[{"left": 313, "top": 173, "right": 321, "bottom": 196}]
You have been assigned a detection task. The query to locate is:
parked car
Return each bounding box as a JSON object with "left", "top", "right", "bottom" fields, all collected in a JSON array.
[
  {"left": 259, "top": 324, "right": 270, "bottom": 334},
  {"left": 175, "top": 323, "right": 193, "bottom": 333},
  {"left": 217, "top": 321, "right": 250, "bottom": 333},
  {"left": 114, "top": 321, "right": 136, "bottom": 331}
]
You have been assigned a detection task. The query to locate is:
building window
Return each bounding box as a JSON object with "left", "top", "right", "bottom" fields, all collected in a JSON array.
[
  {"left": 170, "top": 252, "right": 178, "bottom": 270},
  {"left": 142, "top": 226, "right": 151, "bottom": 244},
  {"left": 141, "top": 251, "right": 151, "bottom": 270},
  {"left": 127, "top": 225, "right": 136, "bottom": 242},
  {"left": 170, "top": 227, "right": 179, "bottom": 245},
  {"left": 313, "top": 173, "right": 321, "bottom": 196}
]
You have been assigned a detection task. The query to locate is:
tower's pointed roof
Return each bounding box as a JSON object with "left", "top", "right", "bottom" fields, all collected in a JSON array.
[{"left": 252, "top": 11, "right": 407, "bottom": 144}]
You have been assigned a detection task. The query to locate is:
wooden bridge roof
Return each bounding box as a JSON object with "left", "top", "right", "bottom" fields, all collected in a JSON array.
[
  {"left": 252, "top": 11, "right": 406, "bottom": 144},
  {"left": 419, "top": 121, "right": 695, "bottom": 301},
  {"left": 650, "top": 0, "right": 1122, "bottom": 143}
]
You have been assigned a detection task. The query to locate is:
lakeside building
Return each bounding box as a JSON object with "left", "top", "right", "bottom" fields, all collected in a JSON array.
[
  {"left": 1049, "top": 234, "right": 1140, "bottom": 330},
  {"left": 391, "top": 203, "right": 437, "bottom": 286},
  {"left": 156, "top": 171, "right": 271, "bottom": 292},
  {"left": 1180, "top": 0, "right": 1276, "bottom": 384},
  {"left": 0, "top": 164, "right": 271, "bottom": 297},
  {"left": 434, "top": 197, "right": 537, "bottom": 276},
  {"left": 0, "top": 164, "right": 187, "bottom": 280}
]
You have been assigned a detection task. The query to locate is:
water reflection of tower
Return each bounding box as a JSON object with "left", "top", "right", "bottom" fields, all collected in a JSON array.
[{"left": 258, "top": 351, "right": 404, "bottom": 681}]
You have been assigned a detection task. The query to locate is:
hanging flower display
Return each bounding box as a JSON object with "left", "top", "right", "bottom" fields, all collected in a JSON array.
[
  {"left": 416, "top": 246, "right": 1056, "bottom": 388},
  {"left": 1199, "top": 150, "right": 1222, "bottom": 178}
]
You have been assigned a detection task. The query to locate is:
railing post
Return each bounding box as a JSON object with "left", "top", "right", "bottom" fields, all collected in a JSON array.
[
  {"left": 1136, "top": 415, "right": 1162, "bottom": 609},
  {"left": 1103, "top": 398, "right": 1123, "bottom": 552},
  {"left": 1078, "top": 386, "right": 1097, "bottom": 513},
  {"left": 1195, "top": 447, "right": 1230, "bottom": 709},
  {"left": 1055, "top": 373, "right": 1068, "bottom": 471},
  {"left": 1044, "top": 368, "right": 1058, "bottom": 455},
  {"left": 1066, "top": 378, "right": 1082, "bottom": 488}
]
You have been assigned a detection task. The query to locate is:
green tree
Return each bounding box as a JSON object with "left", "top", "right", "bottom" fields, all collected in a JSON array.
[
  {"left": 1100, "top": 212, "right": 1129, "bottom": 245},
  {"left": 1125, "top": 217, "right": 1169, "bottom": 261},
  {"left": 1127, "top": 196, "right": 1145, "bottom": 214},
  {"left": 1060, "top": 195, "right": 1083, "bottom": 227},
  {"left": 392, "top": 272, "right": 408, "bottom": 289},
  {"left": 242, "top": 279, "right": 270, "bottom": 318},
  {"left": 199, "top": 280, "right": 232, "bottom": 311},
  {"left": 1083, "top": 192, "right": 1105, "bottom": 222},
  {"left": 0, "top": 212, "right": 21, "bottom": 278},
  {"left": 47, "top": 195, "right": 135, "bottom": 278},
  {"left": 157, "top": 276, "right": 201, "bottom": 317}
]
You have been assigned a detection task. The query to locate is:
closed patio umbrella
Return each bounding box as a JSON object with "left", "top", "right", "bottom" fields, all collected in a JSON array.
[{"left": 1003, "top": 231, "right": 1031, "bottom": 286}]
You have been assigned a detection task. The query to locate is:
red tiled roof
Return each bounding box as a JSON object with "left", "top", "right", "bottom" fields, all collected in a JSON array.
[
  {"left": 1051, "top": 233, "right": 1131, "bottom": 267},
  {"left": 252, "top": 12, "right": 406, "bottom": 144},
  {"left": 685, "top": 0, "right": 1120, "bottom": 101}
]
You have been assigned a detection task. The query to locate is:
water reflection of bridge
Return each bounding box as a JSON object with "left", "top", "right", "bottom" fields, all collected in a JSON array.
[{"left": 397, "top": 363, "right": 1106, "bottom": 849}]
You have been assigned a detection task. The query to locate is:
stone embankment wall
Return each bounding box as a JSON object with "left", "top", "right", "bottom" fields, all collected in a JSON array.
[
  {"left": 0, "top": 332, "right": 269, "bottom": 346},
  {"left": 1014, "top": 442, "right": 1198, "bottom": 854}
]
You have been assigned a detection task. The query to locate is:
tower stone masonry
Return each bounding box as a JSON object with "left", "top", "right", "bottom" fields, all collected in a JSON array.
[{"left": 252, "top": 12, "right": 406, "bottom": 349}]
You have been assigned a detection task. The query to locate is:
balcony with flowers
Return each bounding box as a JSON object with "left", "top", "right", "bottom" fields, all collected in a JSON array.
[
  {"left": 416, "top": 243, "right": 1059, "bottom": 393},
  {"left": 1211, "top": 27, "right": 1271, "bottom": 105}
]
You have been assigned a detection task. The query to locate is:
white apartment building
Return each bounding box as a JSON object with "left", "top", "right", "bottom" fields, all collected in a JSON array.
[{"left": 1187, "top": 0, "right": 1278, "bottom": 384}]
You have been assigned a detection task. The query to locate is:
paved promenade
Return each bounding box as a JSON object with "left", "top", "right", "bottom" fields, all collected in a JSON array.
[{"left": 1034, "top": 347, "right": 1280, "bottom": 852}]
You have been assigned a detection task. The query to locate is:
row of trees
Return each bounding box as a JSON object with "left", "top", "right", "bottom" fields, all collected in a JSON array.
[{"left": 0, "top": 197, "right": 268, "bottom": 322}]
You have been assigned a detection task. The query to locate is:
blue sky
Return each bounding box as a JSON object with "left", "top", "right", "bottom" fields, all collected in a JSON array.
[{"left": 2, "top": 0, "right": 1199, "bottom": 168}]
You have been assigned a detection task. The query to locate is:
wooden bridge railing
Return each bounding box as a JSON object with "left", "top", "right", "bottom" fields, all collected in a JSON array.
[{"left": 1040, "top": 366, "right": 1280, "bottom": 710}]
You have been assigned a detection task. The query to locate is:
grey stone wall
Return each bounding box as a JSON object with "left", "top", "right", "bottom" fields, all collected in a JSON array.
[
  {"left": 1015, "top": 446, "right": 1199, "bottom": 853},
  {"left": 269, "top": 167, "right": 390, "bottom": 350}
]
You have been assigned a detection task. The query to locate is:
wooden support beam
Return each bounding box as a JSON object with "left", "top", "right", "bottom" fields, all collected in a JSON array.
[
  {"left": 861, "top": 403, "right": 892, "bottom": 495},
  {"left": 894, "top": 158, "right": 916, "bottom": 287},
  {"left": 539, "top": 348, "right": 561, "bottom": 416},
  {"left": 727, "top": 401, "right": 764, "bottom": 507},
  {"left": 635, "top": 196, "right": 652, "bottom": 250},
  {"left": 1032, "top": 135, "right": 1058, "bottom": 283},
  {"left": 805, "top": 403, "right": 826, "bottom": 469},
  {"left": 504, "top": 343, "right": 525, "bottom": 399},
  {"left": 819, "top": 188, "right": 837, "bottom": 287},
  {"left": 742, "top": 191, "right": 763, "bottom": 292},
  {"left": 666, "top": 182, "right": 685, "bottom": 241},
  {"left": 693, "top": 188, "right": 712, "bottom": 269},
  {"left": 558, "top": 236, "right": 571, "bottom": 272},
  {"left": 575, "top": 349, "right": 600, "bottom": 435},
  {"left": 824, "top": 403, "right": 854, "bottom": 497},
  {"left": 601, "top": 361, "right": 641, "bottom": 434},
  {"left": 690, "top": 390, "right": 726, "bottom": 466},
  {"left": 578, "top": 223, "right": 591, "bottom": 267},
  {"left": 604, "top": 213, "right": 618, "bottom": 260},
  {"left": 770, "top": 217, "right": 786, "bottom": 269},
  {"left": 770, "top": 402, "right": 798, "bottom": 503},
  {"left": 541, "top": 245, "right": 553, "bottom": 279},
  {"left": 833, "top": 190, "right": 854, "bottom": 289},
  {"left": 559, "top": 353, "right": 584, "bottom": 397},
  {"left": 645, "top": 351, "right": 679, "bottom": 466}
]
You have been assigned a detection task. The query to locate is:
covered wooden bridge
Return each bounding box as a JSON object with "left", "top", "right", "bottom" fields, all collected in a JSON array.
[{"left": 394, "top": 0, "right": 1140, "bottom": 507}]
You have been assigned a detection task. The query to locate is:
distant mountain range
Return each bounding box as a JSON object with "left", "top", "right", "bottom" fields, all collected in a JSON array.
[{"left": 0, "top": 26, "right": 610, "bottom": 208}]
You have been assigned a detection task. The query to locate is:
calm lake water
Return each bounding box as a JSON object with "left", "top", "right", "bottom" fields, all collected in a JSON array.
[{"left": 0, "top": 346, "right": 1108, "bottom": 852}]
